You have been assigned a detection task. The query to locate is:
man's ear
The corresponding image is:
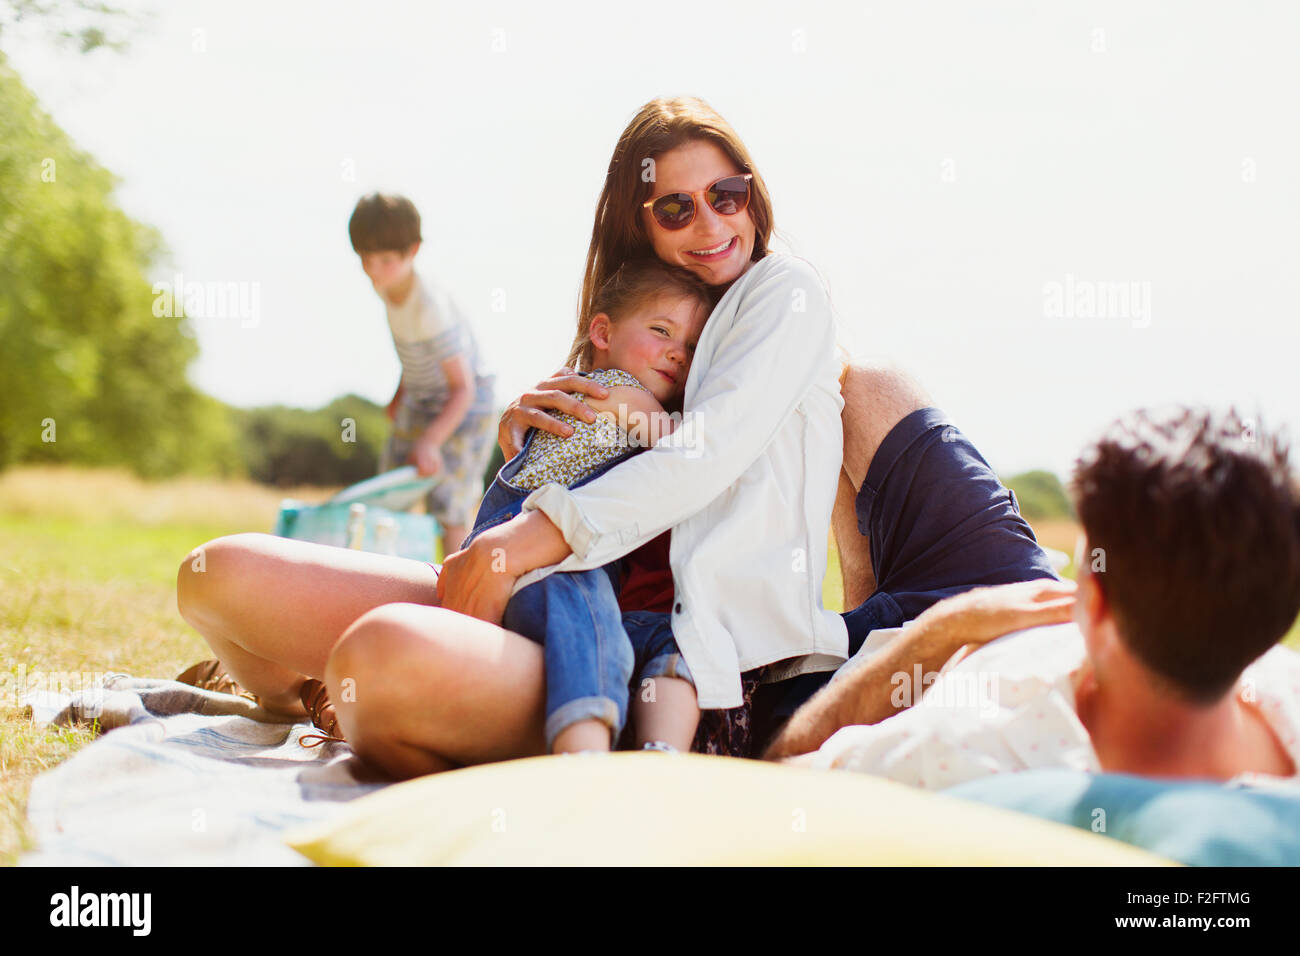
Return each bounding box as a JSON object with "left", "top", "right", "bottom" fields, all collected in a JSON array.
[
  {"left": 1078, "top": 562, "right": 1112, "bottom": 633},
  {"left": 406, "top": 242, "right": 421, "bottom": 260},
  {"left": 588, "top": 313, "right": 613, "bottom": 350}
]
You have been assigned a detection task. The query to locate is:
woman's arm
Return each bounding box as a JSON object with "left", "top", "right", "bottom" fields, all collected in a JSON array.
[
  {"left": 438, "top": 256, "right": 839, "bottom": 622},
  {"left": 497, "top": 367, "right": 610, "bottom": 460},
  {"left": 522, "top": 256, "right": 838, "bottom": 563},
  {"left": 436, "top": 510, "right": 571, "bottom": 622}
]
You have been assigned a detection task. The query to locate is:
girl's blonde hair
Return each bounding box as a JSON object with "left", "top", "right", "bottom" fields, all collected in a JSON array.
[
  {"left": 573, "top": 96, "right": 775, "bottom": 354},
  {"left": 564, "top": 258, "right": 713, "bottom": 372}
]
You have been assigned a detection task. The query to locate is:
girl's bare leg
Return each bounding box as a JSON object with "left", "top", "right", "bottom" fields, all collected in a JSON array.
[
  {"left": 551, "top": 719, "right": 612, "bottom": 754},
  {"left": 631, "top": 676, "right": 699, "bottom": 751},
  {"left": 326, "top": 603, "right": 547, "bottom": 778},
  {"left": 176, "top": 532, "right": 441, "bottom": 715}
]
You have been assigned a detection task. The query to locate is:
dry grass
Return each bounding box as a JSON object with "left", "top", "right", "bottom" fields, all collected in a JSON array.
[
  {"left": 1026, "top": 518, "right": 1084, "bottom": 567},
  {"left": 0, "top": 465, "right": 339, "bottom": 866},
  {"left": 0, "top": 464, "right": 341, "bottom": 529}
]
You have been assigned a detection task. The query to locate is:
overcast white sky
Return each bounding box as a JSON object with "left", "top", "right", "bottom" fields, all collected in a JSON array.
[{"left": 7, "top": 0, "right": 1299, "bottom": 477}]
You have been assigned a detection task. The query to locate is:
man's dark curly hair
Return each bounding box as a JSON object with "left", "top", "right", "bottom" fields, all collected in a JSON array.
[{"left": 1071, "top": 406, "right": 1300, "bottom": 703}]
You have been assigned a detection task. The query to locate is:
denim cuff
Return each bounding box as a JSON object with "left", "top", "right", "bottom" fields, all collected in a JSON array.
[
  {"left": 639, "top": 653, "right": 696, "bottom": 689},
  {"left": 545, "top": 695, "right": 621, "bottom": 753}
]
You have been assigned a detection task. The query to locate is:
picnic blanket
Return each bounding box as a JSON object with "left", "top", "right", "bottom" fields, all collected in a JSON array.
[{"left": 20, "top": 675, "right": 388, "bottom": 866}]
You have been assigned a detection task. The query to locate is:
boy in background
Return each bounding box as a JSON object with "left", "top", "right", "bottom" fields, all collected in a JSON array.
[{"left": 349, "top": 193, "right": 497, "bottom": 556}]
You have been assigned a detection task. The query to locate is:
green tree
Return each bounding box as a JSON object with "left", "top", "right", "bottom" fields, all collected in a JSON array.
[
  {"left": 235, "top": 395, "right": 390, "bottom": 487},
  {"left": 0, "top": 0, "right": 135, "bottom": 55},
  {"left": 1004, "top": 469, "right": 1075, "bottom": 522},
  {"left": 0, "top": 52, "right": 243, "bottom": 477}
]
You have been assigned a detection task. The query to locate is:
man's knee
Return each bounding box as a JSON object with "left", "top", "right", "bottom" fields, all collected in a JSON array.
[{"left": 840, "top": 362, "right": 932, "bottom": 489}]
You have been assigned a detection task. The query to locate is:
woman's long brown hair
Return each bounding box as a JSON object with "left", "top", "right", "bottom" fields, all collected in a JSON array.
[{"left": 564, "top": 96, "right": 775, "bottom": 370}]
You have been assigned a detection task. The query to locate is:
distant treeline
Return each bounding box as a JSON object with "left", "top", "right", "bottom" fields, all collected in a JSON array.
[
  {"left": 235, "top": 394, "right": 390, "bottom": 486},
  {"left": 11, "top": 383, "right": 390, "bottom": 487}
]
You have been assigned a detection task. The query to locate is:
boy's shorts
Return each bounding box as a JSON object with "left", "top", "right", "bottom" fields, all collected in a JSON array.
[
  {"left": 752, "top": 406, "right": 1059, "bottom": 743},
  {"left": 380, "top": 400, "right": 497, "bottom": 534}
]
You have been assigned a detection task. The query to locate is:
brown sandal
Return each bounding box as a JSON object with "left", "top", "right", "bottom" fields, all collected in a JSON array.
[
  {"left": 175, "top": 659, "right": 257, "bottom": 702},
  {"left": 298, "top": 678, "right": 346, "bottom": 748}
]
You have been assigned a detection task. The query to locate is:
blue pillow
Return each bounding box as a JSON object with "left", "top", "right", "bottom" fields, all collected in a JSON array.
[{"left": 946, "top": 770, "right": 1300, "bottom": 866}]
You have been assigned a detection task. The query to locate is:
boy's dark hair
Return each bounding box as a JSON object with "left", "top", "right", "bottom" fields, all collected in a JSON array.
[
  {"left": 348, "top": 193, "right": 422, "bottom": 253},
  {"left": 563, "top": 257, "right": 716, "bottom": 373},
  {"left": 1071, "top": 406, "right": 1300, "bottom": 703}
]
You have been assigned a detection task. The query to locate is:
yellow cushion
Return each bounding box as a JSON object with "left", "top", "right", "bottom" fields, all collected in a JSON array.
[{"left": 285, "top": 753, "right": 1175, "bottom": 866}]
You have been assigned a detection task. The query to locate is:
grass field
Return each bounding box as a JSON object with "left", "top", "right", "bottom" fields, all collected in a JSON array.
[
  {"left": 1, "top": 465, "right": 1296, "bottom": 866},
  {"left": 0, "top": 466, "right": 344, "bottom": 866}
]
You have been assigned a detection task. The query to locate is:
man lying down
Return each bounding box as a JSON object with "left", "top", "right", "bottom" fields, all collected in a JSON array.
[{"left": 767, "top": 406, "right": 1300, "bottom": 789}]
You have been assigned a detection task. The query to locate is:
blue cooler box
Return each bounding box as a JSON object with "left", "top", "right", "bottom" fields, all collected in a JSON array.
[{"left": 273, "top": 467, "right": 441, "bottom": 561}]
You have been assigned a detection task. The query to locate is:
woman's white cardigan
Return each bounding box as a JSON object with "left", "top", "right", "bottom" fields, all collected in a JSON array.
[{"left": 516, "top": 253, "right": 850, "bottom": 708}]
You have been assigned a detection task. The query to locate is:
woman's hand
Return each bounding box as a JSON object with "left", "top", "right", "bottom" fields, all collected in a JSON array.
[
  {"left": 497, "top": 367, "right": 610, "bottom": 460},
  {"left": 436, "top": 533, "right": 519, "bottom": 625},
  {"left": 435, "top": 511, "right": 574, "bottom": 625}
]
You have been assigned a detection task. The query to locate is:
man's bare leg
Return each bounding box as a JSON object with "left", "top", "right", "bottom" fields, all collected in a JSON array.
[
  {"left": 832, "top": 468, "right": 876, "bottom": 610},
  {"left": 833, "top": 362, "right": 933, "bottom": 608}
]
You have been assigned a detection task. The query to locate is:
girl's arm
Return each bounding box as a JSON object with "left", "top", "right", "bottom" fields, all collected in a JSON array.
[
  {"left": 438, "top": 255, "right": 840, "bottom": 622},
  {"left": 584, "top": 385, "right": 676, "bottom": 448}
]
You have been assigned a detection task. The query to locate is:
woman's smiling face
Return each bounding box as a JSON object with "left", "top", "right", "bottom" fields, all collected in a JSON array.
[{"left": 641, "top": 140, "right": 757, "bottom": 288}]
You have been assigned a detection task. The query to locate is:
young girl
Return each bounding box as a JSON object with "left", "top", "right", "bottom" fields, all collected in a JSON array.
[{"left": 459, "top": 258, "right": 714, "bottom": 754}]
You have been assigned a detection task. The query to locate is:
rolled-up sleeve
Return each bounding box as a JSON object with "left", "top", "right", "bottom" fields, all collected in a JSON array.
[{"left": 519, "top": 255, "right": 839, "bottom": 573}]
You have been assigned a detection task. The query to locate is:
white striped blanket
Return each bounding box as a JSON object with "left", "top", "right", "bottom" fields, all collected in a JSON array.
[{"left": 20, "top": 675, "right": 387, "bottom": 866}]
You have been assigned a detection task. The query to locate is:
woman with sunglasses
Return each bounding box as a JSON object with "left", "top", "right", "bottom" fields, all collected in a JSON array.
[{"left": 176, "top": 96, "right": 1055, "bottom": 776}]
